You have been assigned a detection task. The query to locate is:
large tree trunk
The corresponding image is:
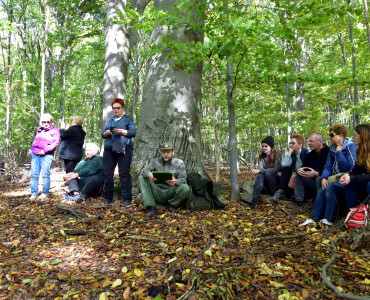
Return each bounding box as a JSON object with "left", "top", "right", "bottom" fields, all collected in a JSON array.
[
  {"left": 102, "top": 0, "right": 130, "bottom": 123},
  {"left": 40, "top": 0, "right": 50, "bottom": 116},
  {"left": 133, "top": 0, "right": 204, "bottom": 175}
]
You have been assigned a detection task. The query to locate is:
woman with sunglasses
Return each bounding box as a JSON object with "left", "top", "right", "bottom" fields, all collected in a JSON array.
[
  {"left": 102, "top": 98, "right": 136, "bottom": 206},
  {"left": 300, "top": 124, "right": 356, "bottom": 226},
  {"left": 339, "top": 124, "right": 370, "bottom": 205},
  {"left": 30, "top": 113, "right": 60, "bottom": 199}
]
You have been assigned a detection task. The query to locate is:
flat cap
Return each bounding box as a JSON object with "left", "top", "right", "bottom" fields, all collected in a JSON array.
[{"left": 159, "top": 143, "right": 174, "bottom": 150}]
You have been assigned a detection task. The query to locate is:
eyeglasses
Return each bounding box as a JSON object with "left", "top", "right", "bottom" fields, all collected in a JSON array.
[
  {"left": 328, "top": 133, "right": 338, "bottom": 138},
  {"left": 42, "top": 121, "right": 51, "bottom": 124},
  {"left": 112, "top": 107, "right": 122, "bottom": 110},
  {"left": 308, "top": 140, "right": 317, "bottom": 143},
  {"left": 289, "top": 142, "right": 296, "bottom": 145}
]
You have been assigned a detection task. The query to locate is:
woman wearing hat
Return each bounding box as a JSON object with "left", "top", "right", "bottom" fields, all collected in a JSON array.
[
  {"left": 102, "top": 98, "right": 136, "bottom": 206},
  {"left": 243, "top": 136, "right": 282, "bottom": 208}
]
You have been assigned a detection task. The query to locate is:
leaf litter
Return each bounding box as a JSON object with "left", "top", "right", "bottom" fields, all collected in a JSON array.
[{"left": 0, "top": 164, "right": 369, "bottom": 299}]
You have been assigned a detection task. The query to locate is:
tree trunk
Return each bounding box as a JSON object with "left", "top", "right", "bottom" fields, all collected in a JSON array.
[
  {"left": 132, "top": 0, "right": 204, "bottom": 175},
  {"left": 363, "top": 0, "right": 370, "bottom": 53},
  {"left": 226, "top": 59, "right": 239, "bottom": 200},
  {"left": 211, "top": 80, "right": 220, "bottom": 183},
  {"left": 102, "top": 0, "right": 130, "bottom": 123},
  {"left": 40, "top": 0, "right": 50, "bottom": 116}
]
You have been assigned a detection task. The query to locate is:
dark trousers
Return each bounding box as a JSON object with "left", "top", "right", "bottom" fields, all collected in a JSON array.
[
  {"left": 294, "top": 175, "right": 321, "bottom": 201},
  {"left": 68, "top": 176, "right": 103, "bottom": 198},
  {"left": 251, "top": 172, "right": 280, "bottom": 206},
  {"left": 278, "top": 167, "right": 293, "bottom": 190},
  {"left": 103, "top": 146, "right": 133, "bottom": 201},
  {"left": 64, "top": 159, "right": 80, "bottom": 173}
]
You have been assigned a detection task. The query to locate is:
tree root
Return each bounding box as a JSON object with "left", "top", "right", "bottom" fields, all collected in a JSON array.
[{"left": 55, "top": 204, "right": 99, "bottom": 219}]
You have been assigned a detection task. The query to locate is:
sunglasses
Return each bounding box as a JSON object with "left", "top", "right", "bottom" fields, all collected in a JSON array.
[
  {"left": 42, "top": 121, "right": 51, "bottom": 124},
  {"left": 328, "top": 133, "right": 338, "bottom": 138},
  {"left": 112, "top": 107, "right": 122, "bottom": 110}
]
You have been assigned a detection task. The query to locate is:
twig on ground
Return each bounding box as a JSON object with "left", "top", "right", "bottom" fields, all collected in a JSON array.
[
  {"left": 120, "top": 235, "right": 163, "bottom": 243},
  {"left": 55, "top": 204, "right": 99, "bottom": 219},
  {"left": 321, "top": 239, "right": 369, "bottom": 300}
]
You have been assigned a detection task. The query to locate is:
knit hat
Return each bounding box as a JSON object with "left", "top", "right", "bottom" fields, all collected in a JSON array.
[{"left": 261, "top": 136, "right": 274, "bottom": 149}]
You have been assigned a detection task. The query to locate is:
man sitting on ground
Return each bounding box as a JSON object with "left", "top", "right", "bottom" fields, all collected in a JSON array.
[
  {"left": 63, "top": 143, "right": 104, "bottom": 203},
  {"left": 293, "top": 133, "right": 330, "bottom": 207},
  {"left": 138, "top": 143, "right": 191, "bottom": 217}
]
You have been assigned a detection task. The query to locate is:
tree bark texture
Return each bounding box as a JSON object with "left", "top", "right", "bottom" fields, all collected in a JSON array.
[
  {"left": 133, "top": 0, "right": 204, "bottom": 175},
  {"left": 103, "top": 0, "right": 129, "bottom": 124}
]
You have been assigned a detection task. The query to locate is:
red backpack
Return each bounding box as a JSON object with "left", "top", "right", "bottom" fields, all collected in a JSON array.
[{"left": 344, "top": 204, "right": 369, "bottom": 229}]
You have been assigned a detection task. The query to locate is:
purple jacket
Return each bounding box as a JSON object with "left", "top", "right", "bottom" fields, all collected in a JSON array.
[{"left": 31, "top": 125, "right": 60, "bottom": 155}]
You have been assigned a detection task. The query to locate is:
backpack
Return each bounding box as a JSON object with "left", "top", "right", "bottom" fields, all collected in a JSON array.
[
  {"left": 344, "top": 204, "right": 369, "bottom": 229},
  {"left": 186, "top": 172, "right": 225, "bottom": 210}
]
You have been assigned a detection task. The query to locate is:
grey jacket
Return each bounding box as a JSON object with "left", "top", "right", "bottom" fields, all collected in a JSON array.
[
  {"left": 141, "top": 157, "right": 187, "bottom": 188},
  {"left": 258, "top": 150, "right": 282, "bottom": 174}
]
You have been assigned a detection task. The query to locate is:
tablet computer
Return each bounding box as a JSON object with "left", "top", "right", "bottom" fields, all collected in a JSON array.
[{"left": 152, "top": 171, "right": 172, "bottom": 184}]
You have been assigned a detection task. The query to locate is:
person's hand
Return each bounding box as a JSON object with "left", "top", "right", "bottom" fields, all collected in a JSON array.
[
  {"left": 288, "top": 148, "right": 294, "bottom": 155},
  {"left": 148, "top": 172, "right": 157, "bottom": 182},
  {"left": 321, "top": 178, "right": 328, "bottom": 190},
  {"left": 63, "top": 172, "right": 79, "bottom": 182},
  {"left": 112, "top": 128, "right": 127, "bottom": 135},
  {"left": 39, "top": 150, "right": 45, "bottom": 156},
  {"left": 104, "top": 130, "right": 112, "bottom": 137},
  {"left": 335, "top": 145, "right": 342, "bottom": 151},
  {"left": 251, "top": 169, "right": 260, "bottom": 175},
  {"left": 166, "top": 177, "right": 178, "bottom": 187},
  {"left": 339, "top": 173, "right": 350, "bottom": 186}
]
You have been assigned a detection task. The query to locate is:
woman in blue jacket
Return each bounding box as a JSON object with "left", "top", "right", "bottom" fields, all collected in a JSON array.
[
  {"left": 300, "top": 124, "right": 356, "bottom": 227},
  {"left": 102, "top": 98, "right": 136, "bottom": 206}
]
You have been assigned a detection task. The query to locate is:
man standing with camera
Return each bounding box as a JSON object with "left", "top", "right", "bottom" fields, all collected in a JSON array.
[{"left": 293, "top": 133, "right": 330, "bottom": 207}]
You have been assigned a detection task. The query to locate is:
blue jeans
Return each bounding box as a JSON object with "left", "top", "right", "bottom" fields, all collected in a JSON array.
[
  {"left": 344, "top": 181, "right": 370, "bottom": 207},
  {"left": 30, "top": 152, "right": 54, "bottom": 196},
  {"left": 311, "top": 182, "right": 344, "bottom": 222},
  {"left": 251, "top": 172, "right": 279, "bottom": 206}
]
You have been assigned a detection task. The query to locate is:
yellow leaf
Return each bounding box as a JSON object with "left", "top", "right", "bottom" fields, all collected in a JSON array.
[
  {"left": 111, "top": 278, "right": 122, "bottom": 288},
  {"left": 269, "top": 281, "right": 284, "bottom": 288},
  {"left": 99, "top": 292, "right": 109, "bottom": 300},
  {"left": 167, "top": 257, "right": 177, "bottom": 264},
  {"left": 322, "top": 239, "right": 331, "bottom": 245},
  {"left": 337, "top": 286, "right": 343, "bottom": 292},
  {"left": 204, "top": 249, "right": 212, "bottom": 257},
  {"left": 176, "top": 283, "right": 185, "bottom": 288},
  {"left": 121, "top": 266, "right": 128, "bottom": 273},
  {"left": 102, "top": 280, "right": 113, "bottom": 288},
  {"left": 243, "top": 238, "right": 250, "bottom": 242},
  {"left": 134, "top": 269, "right": 142, "bottom": 277},
  {"left": 46, "top": 283, "right": 55, "bottom": 290},
  {"left": 360, "top": 278, "right": 370, "bottom": 285}
]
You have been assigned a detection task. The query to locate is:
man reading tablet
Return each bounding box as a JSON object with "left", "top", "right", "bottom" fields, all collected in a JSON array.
[{"left": 139, "top": 143, "right": 191, "bottom": 217}]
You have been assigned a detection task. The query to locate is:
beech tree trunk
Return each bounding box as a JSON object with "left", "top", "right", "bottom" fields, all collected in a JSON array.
[
  {"left": 102, "top": 0, "right": 130, "bottom": 123},
  {"left": 40, "top": 0, "right": 50, "bottom": 116},
  {"left": 132, "top": 0, "right": 204, "bottom": 175}
]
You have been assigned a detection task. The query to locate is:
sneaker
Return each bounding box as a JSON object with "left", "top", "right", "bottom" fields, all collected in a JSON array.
[
  {"left": 319, "top": 219, "right": 333, "bottom": 226},
  {"left": 120, "top": 200, "right": 131, "bottom": 207},
  {"left": 103, "top": 198, "right": 113, "bottom": 204},
  {"left": 240, "top": 198, "right": 252, "bottom": 205},
  {"left": 146, "top": 206, "right": 157, "bottom": 217},
  {"left": 299, "top": 218, "right": 316, "bottom": 227},
  {"left": 167, "top": 204, "right": 177, "bottom": 212},
  {"left": 30, "top": 194, "right": 37, "bottom": 200},
  {"left": 38, "top": 193, "right": 48, "bottom": 200},
  {"left": 64, "top": 194, "right": 78, "bottom": 202}
]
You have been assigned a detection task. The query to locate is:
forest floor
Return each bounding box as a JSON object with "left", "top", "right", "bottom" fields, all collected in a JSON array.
[{"left": 0, "top": 161, "right": 369, "bottom": 300}]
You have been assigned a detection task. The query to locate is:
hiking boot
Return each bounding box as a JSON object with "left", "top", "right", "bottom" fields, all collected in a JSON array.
[
  {"left": 146, "top": 206, "right": 157, "bottom": 217},
  {"left": 319, "top": 219, "right": 333, "bottom": 226},
  {"left": 120, "top": 200, "right": 132, "bottom": 207},
  {"left": 167, "top": 204, "right": 177, "bottom": 212},
  {"left": 268, "top": 190, "right": 285, "bottom": 204},
  {"left": 295, "top": 200, "right": 304, "bottom": 208},
  {"left": 103, "top": 198, "right": 113, "bottom": 204},
  {"left": 73, "top": 194, "right": 85, "bottom": 204}
]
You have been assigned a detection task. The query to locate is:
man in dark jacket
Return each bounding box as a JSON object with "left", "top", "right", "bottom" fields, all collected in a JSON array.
[
  {"left": 138, "top": 143, "right": 191, "bottom": 217},
  {"left": 63, "top": 143, "right": 103, "bottom": 203},
  {"left": 293, "top": 133, "right": 330, "bottom": 207},
  {"left": 58, "top": 116, "right": 86, "bottom": 173}
]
